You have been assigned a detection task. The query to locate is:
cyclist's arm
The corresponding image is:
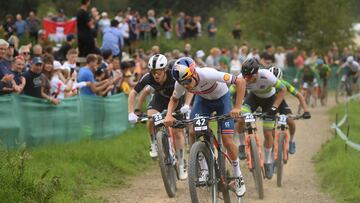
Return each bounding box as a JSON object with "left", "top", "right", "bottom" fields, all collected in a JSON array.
[
  {"left": 135, "top": 86, "right": 153, "bottom": 110},
  {"left": 296, "top": 91, "right": 309, "bottom": 112},
  {"left": 128, "top": 74, "right": 150, "bottom": 113},
  {"left": 166, "top": 82, "right": 185, "bottom": 117},
  {"left": 273, "top": 79, "right": 287, "bottom": 108},
  {"left": 184, "top": 92, "right": 194, "bottom": 106},
  {"left": 128, "top": 89, "right": 138, "bottom": 113},
  {"left": 234, "top": 77, "right": 246, "bottom": 109}
]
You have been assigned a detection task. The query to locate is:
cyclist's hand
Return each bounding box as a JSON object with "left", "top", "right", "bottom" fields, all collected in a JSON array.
[
  {"left": 134, "top": 109, "right": 142, "bottom": 116},
  {"left": 266, "top": 106, "right": 278, "bottom": 115},
  {"left": 230, "top": 107, "right": 241, "bottom": 118},
  {"left": 302, "top": 111, "right": 311, "bottom": 119},
  {"left": 164, "top": 114, "right": 175, "bottom": 127},
  {"left": 128, "top": 112, "right": 138, "bottom": 124},
  {"left": 180, "top": 104, "right": 191, "bottom": 114}
]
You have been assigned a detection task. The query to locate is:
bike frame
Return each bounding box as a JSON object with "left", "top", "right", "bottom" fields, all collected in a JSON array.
[{"left": 273, "top": 119, "right": 289, "bottom": 162}]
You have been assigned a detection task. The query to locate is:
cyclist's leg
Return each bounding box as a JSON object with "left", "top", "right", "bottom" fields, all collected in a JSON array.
[
  {"left": 351, "top": 71, "right": 358, "bottom": 94},
  {"left": 312, "top": 78, "right": 319, "bottom": 102}
]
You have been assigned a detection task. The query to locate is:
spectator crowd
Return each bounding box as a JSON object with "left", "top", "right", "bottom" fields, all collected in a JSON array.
[{"left": 0, "top": 0, "right": 360, "bottom": 106}]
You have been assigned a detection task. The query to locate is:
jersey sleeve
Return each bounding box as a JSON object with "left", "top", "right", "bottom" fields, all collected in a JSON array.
[
  {"left": 203, "top": 67, "right": 237, "bottom": 84},
  {"left": 264, "top": 70, "right": 285, "bottom": 91},
  {"left": 134, "top": 73, "right": 150, "bottom": 93},
  {"left": 281, "top": 80, "right": 298, "bottom": 97},
  {"left": 173, "top": 82, "right": 186, "bottom": 99}
]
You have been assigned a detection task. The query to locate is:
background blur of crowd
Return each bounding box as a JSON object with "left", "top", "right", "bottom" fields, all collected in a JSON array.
[{"left": 0, "top": 0, "right": 359, "bottom": 105}]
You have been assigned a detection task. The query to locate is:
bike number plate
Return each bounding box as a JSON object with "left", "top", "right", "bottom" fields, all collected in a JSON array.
[
  {"left": 244, "top": 113, "right": 255, "bottom": 123},
  {"left": 153, "top": 113, "right": 164, "bottom": 126},
  {"left": 278, "top": 115, "right": 287, "bottom": 125},
  {"left": 193, "top": 117, "right": 208, "bottom": 132}
]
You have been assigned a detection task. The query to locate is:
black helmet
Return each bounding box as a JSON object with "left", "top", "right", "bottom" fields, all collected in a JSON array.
[{"left": 241, "top": 57, "right": 260, "bottom": 75}]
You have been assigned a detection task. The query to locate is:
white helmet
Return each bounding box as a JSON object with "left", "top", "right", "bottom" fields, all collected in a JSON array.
[
  {"left": 269, "top": 65, "right": 283, "bottom": 79},
  {"left": 347, "top": 56, "right": 354, "bottom": 63},
  {"left": 148, "top": 54, "right": 168, "bottom": 70}
]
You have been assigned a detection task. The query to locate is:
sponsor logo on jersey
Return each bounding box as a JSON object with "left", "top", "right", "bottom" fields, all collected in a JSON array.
[{"left": 223, "top": 74, "right": 231, "bottom": 81}]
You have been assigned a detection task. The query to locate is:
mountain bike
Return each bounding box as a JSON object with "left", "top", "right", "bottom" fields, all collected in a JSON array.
[
  {"left": 175, "top": 114, "right": 242, "bottom": 203},
  {"left": 137, "top": 111, "right": 184, "bottom": 198},
  {"left": 335, "top": 74, "right": 352, "bottom": 104},
  {"left": 241, "top": 112, "right": 265, "bottom": 199},
  {"left": 273, "top": 114, "right": 304, "bottom": 187}
]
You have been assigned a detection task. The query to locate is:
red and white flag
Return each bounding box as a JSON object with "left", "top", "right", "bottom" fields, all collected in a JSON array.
[{"left": 43, "top": 18, "right": 77, "bottom": 42}]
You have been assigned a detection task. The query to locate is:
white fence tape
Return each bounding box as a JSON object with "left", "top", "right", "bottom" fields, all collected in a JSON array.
[{"left": 331, "top": 93, "right": 360, "bottom": 151}]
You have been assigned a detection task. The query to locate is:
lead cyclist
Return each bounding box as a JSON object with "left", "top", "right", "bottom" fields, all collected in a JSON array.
[{"left": 163, "top": 57, "right": 247, "bottom": 197}]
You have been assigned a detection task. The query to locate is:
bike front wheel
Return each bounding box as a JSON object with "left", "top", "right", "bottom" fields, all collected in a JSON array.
[
  {"left": 156, "top": 131, "right": 177, "bottom": 198},
  {"left": 335, "top": 81, "right": 347, "bottom": 104},
  {"left": 276, "top": 133, "right": 285, "bottom": 187},
  {"left": 250, "top": 137, "right": 264, "bottom": 199},
  {"left": 188, "top": 141, "right": 217, "bottom": 203}
]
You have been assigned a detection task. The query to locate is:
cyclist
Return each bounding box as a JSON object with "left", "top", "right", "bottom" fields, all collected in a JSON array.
[
  {"left": 293, "top": 62, "right": 320, "bottom": 106},
  {"left": 163, "top": 57, "right": 247, "bottom": 197},
  {"left": 268, "top": 65, "right": 311, "bottom": 154},
  {"left": 336, "top": 56, "right": 360, "bottom": 94},
  {"left": 236, "top": 58, "right": 286, "bottom": 179},
  {"left": 315, "top": 58, "right": 331, "bottom": 103},
  {"left": 128, "top": 54, "right": 191, "bottom": 180}
]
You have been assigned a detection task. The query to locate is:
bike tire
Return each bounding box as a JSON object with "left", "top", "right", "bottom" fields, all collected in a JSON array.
[
  {"left": 335, "top": 82, "right": 347, "bottom": 104},
  {"left": 218, "top": 151, "right": 231, "bottom": 203},
  {"left": 188, "top": 141, "right": 217, "bottom": 203},
  {"left": 276, "top": 133, "right": 285, "bottom": 187},
  {"left": 250, "top": 137, "right": 264, "bottom": 199},
  {"left": 156, "top": 131, "right": 177, "bottom": 198}
]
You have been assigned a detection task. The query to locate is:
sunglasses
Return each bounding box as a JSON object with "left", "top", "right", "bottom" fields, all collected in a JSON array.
[
  {"left": 22, "top": 52, "right": 30, "bottom": 55},
  {"left": 179, "top": 77, "right": 192, "bottom": 85},
  {"left": 244, "top": 74, "right": 256, "bottom": 80}
]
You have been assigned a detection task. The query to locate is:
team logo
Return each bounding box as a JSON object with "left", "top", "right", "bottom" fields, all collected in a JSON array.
[{"left": 223, "top": 74, "right": 231, "bottom": 81}]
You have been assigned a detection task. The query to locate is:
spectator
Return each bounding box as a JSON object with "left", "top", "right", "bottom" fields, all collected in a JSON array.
[
  {"left": 195, "top": 50, "right": 206, "bottom": 67},
  {"left": 54, "top": 8, "right": 67, "bottom": 22},
  {"left": 194, "top": 15, "right": 202, "bottom": 37},
  {"left": 50, "top": 61, "right": 74, "bottom": 99},
  {"left": 147, "top": 9, "right": 158, "bottom": 39},
  {"left": 247, "top": 47, "right": 260, "bottom": 60},
  {"left": 238, "top": 45, "right": 249, "bottom": 63},
  {"left": 207, "top": 17, "right": 217, "bottom": 38},
  {"left": 41, "top": 54, "right": 59, "bottom": 104},
  {"left": 5, "top": 42, "right": 16, "bottom": 62},
  {"left": 77, "top": 54, "right": 113, "bottom": 96},
  {"left": 305, "top": 50, "right": 318, "bottom": 66},
  {"left": 101, "top": 19, "right": 123, "bottom": 59},
  {"left": 0, "top": 39, "right": 12, "bottom": 77},
  {"left": 219, "top": 48, "right": 231, "bottom": 72},
  {"left": 18, "top": 45, "right": 32, "bottom": 71},
  {"left": 176, "top": 12, "right": 186, "bottom": 39},
  {"left": 205, "top": 47, "right": 220, "bottom": 68},
  {"left": 185, "top": 15, "right": 198, "bottom": 38},
  {"left": 160, "top": 9, "right": 172, "bottom": 40},
  {"left": 127, "top": 11, "right": 139, "bottom": 54},
  {"left": 62, "top": 48, "right": 78, "bottom": 75},
  {"left": 183, "top": 43, "right": 192, "bottom": 57},
  {"left": 77, "top": 0, "right": 97, "bottom": 57},
  {"left": 294, "top": 50, "right": 306, "bottom": 69},
  {"left": 22, "top": 57, "right": 44, "bottom": 98},
  {"left": 55, "top": 34, "right": 75, "bottom": 62},
  {"left": 32, "top": 44, "right": 43, "bottom": 57},
  {"left": 98, "top": 12, "right": 111, "bottom": 32},
  {"left": 11, "top": 56, "right": 26, "bottom": 93},
  {"left": 26, "top": 11, "right": 41, "bottom": 43},
  {"left": 115, "top": 10, "right": 124, "bottom": 23},
  {"left": 150, "top": 45, "right": 160, "bottom": 55},
  {"left": 285, "top": 46, "right": 297, "bottom": 68},
  {"left": 3, "top": 14, "right": 16, "bottom": 40},
  {"left": 275, "top": 46, "right": 286, "bottom": 70},
  {"left": 232, "top": 23, "right": 242, "bottom": 40},
  {"left": 260, "top": 44, "right": 275, "bottom": 67},
  {"left": 15, "top": 14, "right": 27, "bottom": 39},
  {"left": 340, "top": 47, "right": 351, "bottom": 64},
  {"left": 138, "top": 16, "right": 151, "bottom": 41}
]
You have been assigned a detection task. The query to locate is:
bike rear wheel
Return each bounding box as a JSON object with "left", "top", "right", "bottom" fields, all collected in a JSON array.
[
  {"left": 156, "top": 131, "right": 177, "bottom": 198},
  {"left": 276, "top": 133, "right": 285, "bottom": 187},
  {"left": 250, "top": 137, "right": 264, "bottom": 199},
  {"left": 188, "top": 141, "right": 217, "bottom": 203},
  {"left": 218, "top": 151, "right": 231, "bottom": 203}
]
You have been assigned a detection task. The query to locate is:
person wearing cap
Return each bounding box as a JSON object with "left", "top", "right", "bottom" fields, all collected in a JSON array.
[
  {"left": 194, "top": 50, "right": 205, "bottom": 67},
  {"left": 98, "top": 12, "right": 111, "bottom": 32},
  {"left": 50, "top": 60, "right": 77, "bottom": 99},
  {"left": 22, "top": 57, "right": 45, "bottom": 98}
]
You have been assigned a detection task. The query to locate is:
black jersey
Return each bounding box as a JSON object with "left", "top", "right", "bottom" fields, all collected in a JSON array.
[{"left": 134, "top": 69, "right": 175, "bottom": 99}]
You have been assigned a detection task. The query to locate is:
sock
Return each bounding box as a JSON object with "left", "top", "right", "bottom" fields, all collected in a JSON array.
[
  {"left": 176, "top": 149, "right": 184, "bottom": 166},
  {"left": 239, "top": 133, "right": 245, "bottom": 146},
  {"left": 150, "top": 134, "right": 155, "bottom": 144},
  {"left": 290, "top": 134, "right": 295, "bottom": 142},
  {"left": 232, "top": 158, "right": 242, "bottom": 177},
  {"left": 198, "top": 153, "right": 208, "bottom": 171},
  {"left": 264, "top": 148, "right": 273, "bottom": 164}
]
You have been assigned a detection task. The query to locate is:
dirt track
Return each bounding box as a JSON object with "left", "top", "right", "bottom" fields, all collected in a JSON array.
[{"left": 104, "top": 96, "right": 336, "bottom": 203}]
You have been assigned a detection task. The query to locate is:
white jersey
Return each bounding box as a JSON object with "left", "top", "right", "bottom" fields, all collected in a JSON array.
[
  {"left": 238, "top": 69, "right": 278, "bottom": 98},
  {"left": 348, "top": 61, "right": 360, "bottom": 72},
  {"left": 173, "top": 67, "right": 236, "bottom": 100}
]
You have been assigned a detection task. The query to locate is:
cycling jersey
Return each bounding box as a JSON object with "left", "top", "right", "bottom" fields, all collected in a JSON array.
[
  {"left": 173, "top": 67, "right": 236, "bottom": 100},
  {"left": 238, "top": 69, "right": 284, "bottom": 98},
  {"left": 317, "top": 64, "right": 331, "bottom": 79},
  {"left": 295, "top": 66, "right": 320, "bottom": 83},
  {"left": 134, "top": 69, "right": 175, "bottom": 99},
  {"left": 346, "top": 61, "right": 360, "bottom": 73}
]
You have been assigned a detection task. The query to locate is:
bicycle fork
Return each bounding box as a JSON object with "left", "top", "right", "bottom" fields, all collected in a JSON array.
[
  {"left": 274, "top": 131, "right": 289, "bottom": 163},
  {"left": 245, "top": 134, "right": 264, "bottom": 171}
]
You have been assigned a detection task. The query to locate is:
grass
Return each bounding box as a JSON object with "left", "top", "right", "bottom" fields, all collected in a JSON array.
[
  {"left": 314, "top": 99, "right": 360, "bottom": 203},
  {"left": 0, "top": 124, "right": 152, "bottom": 202}
]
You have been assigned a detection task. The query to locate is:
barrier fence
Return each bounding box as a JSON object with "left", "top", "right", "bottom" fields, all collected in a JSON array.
[
  {"left": 331, "top": 93, "right": 360, "bottom": 151},
  {"left": 0, "top": 93, "right": 129, "bottom": 149}
]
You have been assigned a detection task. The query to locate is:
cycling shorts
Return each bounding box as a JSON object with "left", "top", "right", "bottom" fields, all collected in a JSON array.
[
  {"left": 303, "top": 78, "right": 319, "bottom": 89},
  {"left": 278, "top": 99, "right": 292, "bottom": 115},
  {"left": 241, "top": 93, "right": 276, "bottom": 130},
  {"left": 190, "top": 91, "right": 234, "bottom": 136},
  {"left": 148, "top": 94, "right": 184, "bottom": 120}
]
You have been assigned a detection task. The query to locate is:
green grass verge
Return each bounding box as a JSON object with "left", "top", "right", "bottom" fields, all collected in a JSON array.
[
  {"left": 0, "top": 124, "right": 152, "bottom": 202},
  {"left": 314, "top": 100, "right": 360, "bottom": 203}
]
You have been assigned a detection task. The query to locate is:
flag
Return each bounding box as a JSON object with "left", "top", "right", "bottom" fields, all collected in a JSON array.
[{"left": 43, "top": 18, "right": 77, "bottom": 42}]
